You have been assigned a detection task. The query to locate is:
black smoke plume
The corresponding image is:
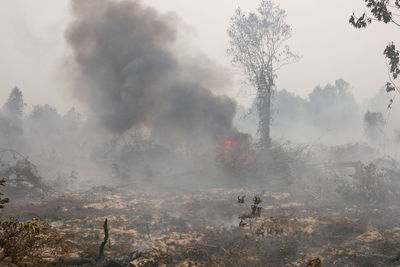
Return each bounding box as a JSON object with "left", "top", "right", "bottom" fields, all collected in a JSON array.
[{"left": 66, "top": 0, "right": 238, "bottom": 146}]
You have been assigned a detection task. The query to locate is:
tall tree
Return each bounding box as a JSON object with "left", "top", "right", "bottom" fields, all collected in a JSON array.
[
  {"left": 0, "top": 88, "right": 25, "bottom": 143},
  {"left": 350, "top": 0, "right": 400, "bottom": 106},
  {"left": 227, "top": 0, "right": 299, "bottom": 149},
  {"left": 364, "top": 111, "right": 386, "bottom": 143},
  {"left": 3, "top": 87, "right": 25, "bottom": 120}
]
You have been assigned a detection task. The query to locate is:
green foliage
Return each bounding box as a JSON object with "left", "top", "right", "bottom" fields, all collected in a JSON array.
[
  {"left": 350, "top": 1, "right": 400, "bottom": 97},
  {"left": 384, "top": 42, "right": 400, "bottom": 80},
  {"left": 0, "top": 156, "right": 68, "bottom": 265},
  {"left": 350, "top": 0, "right": 396, "bottom": 27},
  {"left": 0, "top": 218, "right": 69, "bottom": 265},
  {"left": 349, "top": 13, "right": 372, "bottom": 28}
]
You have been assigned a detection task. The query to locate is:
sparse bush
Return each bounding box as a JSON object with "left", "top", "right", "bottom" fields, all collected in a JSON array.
[
  {"left": 364, "top": 111, "right": 385, "bottom": 144},
  {"left": 0, "top": 156, "right": 49, "bottom": 199},
  {"left": 251, "top": 141, "right": 312, "bottom": 185},
  {"left": 238, "top": 195, "right": 262, "bottom": 227},
  {"left": 328, "top": 142, "right": 375, "bottom": 163},
  {"left": 335, "top": 163, "right": 395, "bottom": 204},
  {"left": 0, "top": 155, "right": 68, "bottom": 266},
  {"left": 306, "top": 257, "right": 322, "bottom": 267},
  {"left": 0, "top": 218, "right": 69, "bottom": 265},
  {"left": 0, "top": 178, "right": 9, "bottom": 210}
]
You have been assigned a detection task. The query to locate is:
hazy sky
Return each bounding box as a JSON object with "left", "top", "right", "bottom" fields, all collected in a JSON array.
[{"left": 0, "top": 0, "right": 399, "bottom": 112}]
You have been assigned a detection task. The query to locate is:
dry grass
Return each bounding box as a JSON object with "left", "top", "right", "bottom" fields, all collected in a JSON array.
[{"left": 3, "top": 186, "right": 400, "bottom": 266}]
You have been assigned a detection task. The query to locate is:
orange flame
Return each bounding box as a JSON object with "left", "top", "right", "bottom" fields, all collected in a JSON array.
[
  {"left": 217, "top": 134, "right": 238, "bottom": 151},
  {"left": 215, "top": 134, "right": 258, "bottom": 168}
]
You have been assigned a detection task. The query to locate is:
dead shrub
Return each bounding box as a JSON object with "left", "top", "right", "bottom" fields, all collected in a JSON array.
[
  {"left": 0, "top": 218, "right": 69, "bottom": 265},
  {"left": 335, "top": 163, "right": 395, "bottom": 204}
]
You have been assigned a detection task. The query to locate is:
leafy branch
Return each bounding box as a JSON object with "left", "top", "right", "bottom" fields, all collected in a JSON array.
[{"left": 350, "top": 0, "right": 400, "bottom": 102}]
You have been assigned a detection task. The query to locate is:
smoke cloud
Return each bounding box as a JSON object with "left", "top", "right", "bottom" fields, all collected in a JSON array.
[{"left": 66, "top": 0, "right": 237, "bottom": 145}]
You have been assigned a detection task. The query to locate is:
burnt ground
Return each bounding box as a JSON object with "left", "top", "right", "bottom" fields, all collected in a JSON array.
[{"left": 3, "top": 185, "right": 400, "bottom": 266}]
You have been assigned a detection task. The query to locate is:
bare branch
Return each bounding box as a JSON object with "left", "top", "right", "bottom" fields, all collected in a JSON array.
[{"left": 97, "top": 218, "right": 109, "bottom": 261}]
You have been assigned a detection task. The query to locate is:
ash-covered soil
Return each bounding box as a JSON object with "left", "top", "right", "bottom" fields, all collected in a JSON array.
[{"left": 4, "top": 186, "right": 400, "bottom": 266}]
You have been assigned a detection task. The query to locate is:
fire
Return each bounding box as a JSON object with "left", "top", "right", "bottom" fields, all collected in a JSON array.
[
  {"left": 217, "top": 135, "right": 238, "bottom": 151},
  {"left": 215, "top": 134, "right": 258, "bottom": 171}
]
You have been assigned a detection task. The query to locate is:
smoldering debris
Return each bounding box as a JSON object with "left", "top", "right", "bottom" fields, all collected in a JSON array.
[{"left": 6, "top": 186, "right": 400, "bottom": 266}]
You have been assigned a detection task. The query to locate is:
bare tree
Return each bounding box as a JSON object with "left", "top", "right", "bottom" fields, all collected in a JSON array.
[{"left": 227, "top": 0, "right": 299, "bottom": 148}]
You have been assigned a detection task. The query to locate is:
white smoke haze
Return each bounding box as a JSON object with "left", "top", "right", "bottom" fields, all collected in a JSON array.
[
  {"left": 0, "top": 0, "right": 399, "bottom": 191},
  {"left": 236, "top": 79, "right": 400, "bottom": 149},
  {"left": 5, "top": 1, "right": 400, "bottom": 266},
  {"left": 0, "top": 0, "right": 253, "bottom": 191}
]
